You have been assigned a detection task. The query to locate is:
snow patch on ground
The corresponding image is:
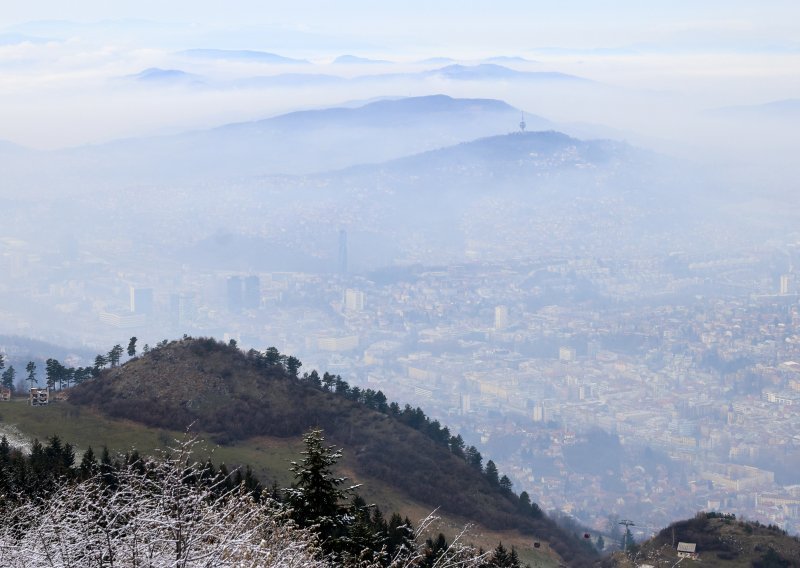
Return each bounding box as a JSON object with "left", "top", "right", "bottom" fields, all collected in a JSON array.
[{"left": 0, "top": 422, "right": 33, "bottom": 453}]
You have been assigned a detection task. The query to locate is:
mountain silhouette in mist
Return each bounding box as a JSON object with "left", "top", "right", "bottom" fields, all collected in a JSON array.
[
  {"left": 179, "top": 49, "right": 310, "bottom": 64},
  {"left": 427, "top": 64, "right": 587, "bottom": 82},
  {"left": 47, "top": 95, "right": 546, "bottom": 183},
  {"left": 333, "top": 54, "right": 394, "bottom": 64},
  {"left": 126, "top": 67, "right": 206, "bottom": 86}
]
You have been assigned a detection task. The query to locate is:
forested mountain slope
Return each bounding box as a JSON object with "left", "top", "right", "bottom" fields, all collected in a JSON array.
[{"left": 68, "top": 336, "right": 598, "bottom": 566}]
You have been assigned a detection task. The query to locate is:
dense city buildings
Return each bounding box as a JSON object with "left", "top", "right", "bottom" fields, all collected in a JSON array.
[{"left": 3, "top": 234, "right": 800, "bottom": 538}]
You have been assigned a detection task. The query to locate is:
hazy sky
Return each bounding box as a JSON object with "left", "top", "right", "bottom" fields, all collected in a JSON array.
[
  {"left": 0, "top": 1, "right": 797, "bottom": 150},
  {"left": 2, "top": 1, "right": 799, "bottom": 51}
]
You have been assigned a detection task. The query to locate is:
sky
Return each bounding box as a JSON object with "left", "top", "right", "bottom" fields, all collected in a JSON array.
[
  {"left": 2, "top": 1, "right": 799, "bottom": 52},
  {"left": 0, "top": 1, "right": 797, "bottom": 150}
]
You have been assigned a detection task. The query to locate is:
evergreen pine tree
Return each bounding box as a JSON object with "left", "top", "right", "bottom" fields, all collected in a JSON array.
[
  {"left": 93, "top": 355, "right": 108, "bottom": 375},
  {"left": 127, "top": 337, "right": 137, "bottom": 358},
  {"left": 345, "top": 495, "right": 385, "bottom": 563},
  {"left": 499, "top": 474, "right": 513, "bottom": 494},
  {"left": 264, "top": 347, "right": 283, "bottom": 366},
  {"left": 285, "top": 356, "right": 302, "bottom": 379},
  {"left": 28, "top": 439, "right": 50, "bottom": 493},
  {"left": 465, "top": 445, "right": 483, "bottom": 471},
  {"left": 449, "top": 434, "right": 466, "bottom": 458},
  {"left": 0, "top": 436, "right": 9, "bottom": 496},
  {"left": 285, "top": 428, "right": 356, "bottom": 551},
  {"left": 423, "top": 534, "right": 449, "bottom": 567},
  {"left": 487, "top": 542, "right": 522, "bottom": 568},
  {"left": 25, "top": 361, "right": 37, "bottom": 390},
  {"left": 387, "top": 513, "right": 415, "bottom": 557},
  {"left": 45, "top": 359, "right": 61, "bottom": 389},
  {"left": 0, "top": 436, "right": 10, "bottom": 465},
  {"left": 491, "top": 542, "right": 509, "bottom": 566},
  {"left": 485, "top": 460, "right": 499, "bottom": 486},
  {"left": 79, "top": 446, "right": 98, "bottom": 479},
  {"left": 107, "top": 345, "right": 123, "bottom": 367},
  {"left": 100, "top": 446, "right": 117, "bottom": 489},
  {"left": 305, "top": 370, "right": 322, "bottom": 388},
  {"left": 1, "top": 365, "right": 16, "bottom": 392}
]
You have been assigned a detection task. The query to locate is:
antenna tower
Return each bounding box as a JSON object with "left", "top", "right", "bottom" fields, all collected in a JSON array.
[
  {"left": 619, "top": 519, "right": 635, "bottom": 552},
  {"left": 519, "top": 112, "right": 526, "bottom": 132}
]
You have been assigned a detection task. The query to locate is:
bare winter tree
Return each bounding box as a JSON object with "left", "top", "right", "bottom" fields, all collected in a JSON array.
[{"left": 0, "top": 439, "right": 329, "bottom": 568}]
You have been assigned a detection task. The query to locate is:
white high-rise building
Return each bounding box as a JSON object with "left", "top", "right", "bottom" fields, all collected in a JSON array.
[
  {"left": 559, "top": 346, "right": 577, "bottom": 362},
  {"left": 780, "top": 274, "right": 790, "bottom": 295},
  {"left": 494, "top": 305, "right": 509, "bottom": 330},
  {"left": 344, "top": 289, "right": 365, "bottom": 311},
  {"left": 460, "top": 393, "right": 471, "bottom": 415},
  {"left": 318, "top": 335, "right": 359, "bottom": 352}
]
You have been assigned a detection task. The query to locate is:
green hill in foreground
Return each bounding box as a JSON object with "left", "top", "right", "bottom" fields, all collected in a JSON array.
[
  {"left": 604, "top": 512, "right": 800, "bottom": 567},
  {"left": 63, "top": 337, "right": 597, "bottom": 567}
]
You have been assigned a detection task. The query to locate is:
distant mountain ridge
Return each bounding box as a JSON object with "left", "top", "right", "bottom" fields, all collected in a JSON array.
[
  {"left": 38, "top": 94, "right": 544, "bottom": 184},
  {"left": 115, "top": 63, "right": 590, "bottom": 91},
  {"left": 333, "top": 54, "right": 393, "bottom": 64},
  {"left": 428, "top": 64, "right": 583, "bottom": 82},
  {"left": 224, "top": 94, "right": 528, "bottom": 129},
  {"left": 179, "top": 49, "right": 310, "bottom": 64},
  {"left": 330, "top": 130, "right": 647, "bottom": 196},
  {"left": 384, "top": 130, "right": 624, "bottom": 168},
  {"left": 237, "top": 128, "right": 705, "bottom": 270},
  {"left": 484, "top": 56, "right": 536, "bottom": 63},
  {"left": 125, "top": 67, "right": 205, "bottom": 86}
]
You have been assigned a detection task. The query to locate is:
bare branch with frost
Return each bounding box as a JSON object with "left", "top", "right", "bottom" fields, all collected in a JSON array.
[
  {"left": 0, "top": 438, "right": 330, "bottom": 568},
  {"left": 0, "top": 437, "right": 491, "bottom": 568}
]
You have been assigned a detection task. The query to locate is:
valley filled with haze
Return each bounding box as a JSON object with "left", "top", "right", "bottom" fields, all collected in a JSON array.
[{"left": 1, "top": 1, "right": 800, "bottom": 559}]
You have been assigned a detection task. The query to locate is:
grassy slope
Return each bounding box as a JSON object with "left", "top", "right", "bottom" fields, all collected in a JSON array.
[{"left": 0, "top": 400, "right": 300, "bottom": 484}]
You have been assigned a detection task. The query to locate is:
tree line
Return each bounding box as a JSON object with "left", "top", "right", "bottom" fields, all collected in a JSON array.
[
  {"left": 35, "top": 336, "right": 600, "bottom": 565},
  {"left": 0, "top": 429, "right": 527, "bottom": 567},
  {"left": 30, "top": 334, "right": 514, "bottom": 505},
  {"left": 0, "top": 337, "right": 141, "bottom": 394},
  {"left": 283, "top": 357, "right": 544, "bottom": 522}
]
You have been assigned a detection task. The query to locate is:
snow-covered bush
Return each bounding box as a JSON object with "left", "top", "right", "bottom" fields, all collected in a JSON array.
[
  {"left": 0, "top": 435, "right": 492, "bottom": 568},
  {"left": 0, "top": 440, "right": 329, "bottom": 568}
]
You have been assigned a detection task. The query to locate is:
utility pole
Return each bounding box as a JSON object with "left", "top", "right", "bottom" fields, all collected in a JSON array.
[{"left": 619, "top": 519, "right": 635, "bottom": 552}]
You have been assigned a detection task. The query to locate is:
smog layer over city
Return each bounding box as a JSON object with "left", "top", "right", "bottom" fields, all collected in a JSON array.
[{"left": 1, "top": 1, "right": 800, "bottom": 563}]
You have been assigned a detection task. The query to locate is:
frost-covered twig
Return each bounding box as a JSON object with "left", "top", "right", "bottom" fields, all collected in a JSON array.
[{"left": 0, "top": 437, "right": 330, "bottom": 568}]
